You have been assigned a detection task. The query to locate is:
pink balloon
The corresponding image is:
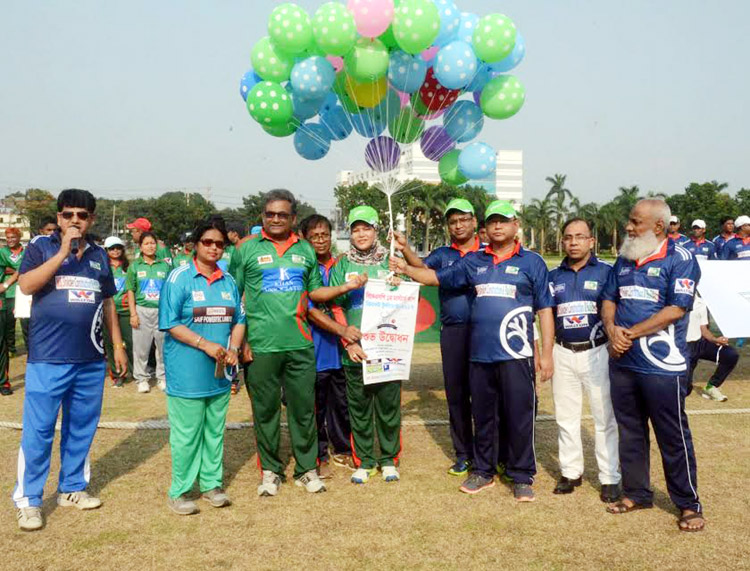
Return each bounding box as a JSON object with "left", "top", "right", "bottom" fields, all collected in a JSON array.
[
  {"left": 421, "top": 46, "right": 440, "bottom": 62},
  {"left": 347, "top": 0, "right": 395, "bottom": 38},
  {"left": 327, "top": 56, "right": 344, "bottom": 73},
  {"left": 396, "top": 90, "right": 410, "bottom": 108}
]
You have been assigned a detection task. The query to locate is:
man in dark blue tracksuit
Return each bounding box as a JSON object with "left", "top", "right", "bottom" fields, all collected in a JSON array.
[{"left": 602, "top": 198, "right": 704, "bottom": 532}]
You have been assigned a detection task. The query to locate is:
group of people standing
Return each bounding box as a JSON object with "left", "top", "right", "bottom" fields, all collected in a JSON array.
[{"left": 8, "top": 187, "right": 746, "bottom": 535}]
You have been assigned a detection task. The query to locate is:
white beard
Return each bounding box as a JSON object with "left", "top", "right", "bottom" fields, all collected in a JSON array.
[{"left": 620, "top": 230, "right": 661, "bottom": 261}]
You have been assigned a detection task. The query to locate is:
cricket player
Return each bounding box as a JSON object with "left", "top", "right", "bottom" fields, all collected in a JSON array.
[{"left": 682, "top": 220, "right": 716, "bottom": 260}]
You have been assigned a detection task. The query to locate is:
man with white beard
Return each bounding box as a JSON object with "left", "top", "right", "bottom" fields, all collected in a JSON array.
[{"left": 601, "top": 199, "right": 705, "bottom": 532}]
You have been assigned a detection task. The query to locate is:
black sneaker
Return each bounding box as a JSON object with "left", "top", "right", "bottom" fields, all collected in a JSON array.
[
  {"left": 0, "top": 385, "right": 13, "bottom": 396},
  {"left": 600, "top": 484, "right": 622, "bottom": 503},
  {"left": 553, "top": 476, "right": 582, "bottom": 495},
  {"left": 459, "top": 473, "right": 495, "bottom": 495}
]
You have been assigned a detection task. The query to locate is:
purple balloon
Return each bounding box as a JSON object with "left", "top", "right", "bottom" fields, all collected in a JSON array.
[
  {"left": 420, "top": 126, "right": 456, "bottom": 162},
  {"left": 473, "top": 91, "right": 482, "bottom": 106},
  {"left": 365, "top": 136, "right": 401, "bottom": 172}
]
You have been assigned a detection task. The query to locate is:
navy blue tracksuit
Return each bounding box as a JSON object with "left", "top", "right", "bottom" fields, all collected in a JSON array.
[{"left": 603, "top": 239, "right": 702, "bottom": 512}]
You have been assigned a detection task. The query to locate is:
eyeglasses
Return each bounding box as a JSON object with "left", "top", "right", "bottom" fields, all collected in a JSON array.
[
  {"left": 307, "top": 233, "right": 331, "bottom": 243},
  {"left": 200, "top": 238, "right": 225, "bottom": 249},
  {"left": 263, "top": 211, "right": 291, "bottom": 221},
  {"left": 448, "top": 216, "right": 474, "bottom": 227},
  {"left": 562, "top": 235, "right": 592, "bottom": 243},
  {"left": 60, "top": 211, "right": 90, "bottom": 220}
]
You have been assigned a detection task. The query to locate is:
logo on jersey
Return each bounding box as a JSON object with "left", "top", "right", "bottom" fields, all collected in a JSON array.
[
  {"left": 114, "top": 277, "right": 126, "bottom": 293},
  {"left": 257, "top": 255, "right": 273, "bottom": 265},
  {"left": 619, "top": 267, "right": 632, "bottom": 276},
  {"left": 554, "top": 283, "right": 566, "bottom": 293},
  {"left": 55, "top": 276, "right": 101, "bottom": 292},
  {"left": 221, "top": 291, "right": 232, "bottom": 301},
  {"left": 563, "top": 315, "right": 589, "bottom": 329},
  {"left": 639, "top": 325, "right": 686, "bottom": 372},
  {"left": 141, "top": 279, "right": 163, "bottom": 301},
  {"left": 557, "top": 301, "right": 597, "bottom": 317},
  {"left": 292, "top": 255, "right": 306, "bottom": 265},
  {"left": 137, "top": 271, "right": 147, "bottom": 278},
  {"left": 68, "top": 290, "right": 96, "bottom": 304},
  {"left": 647, "top": 267, "right": 661, "bottom": 277},
  {"left": 261, "top": 267, "right": 304, "bottom": 293},
  {"left": 192, "top": 291, "right": 206, "bottom": 302},
  {"left": 156, "top": 271, "right": 166, "bottom": 278},
  {"left": 193, "top": 306, "right": 234, "bottom": 324},
  {"left": 475, "top": 283, "right": 516, "bottom": 299},
  {"left": 584, "top": 280, "right": 598, "bottom": 291},
  {"left": 738, "top": 250, "right": 750, "bottom": 259},
  {"left": 91, "top": 302, "right": 104, "bottom": 355},
  {"left": 345, "top": 272, "right": 360, "bottom": 282},
  {"left": 499, "top": 306, "right": 533, "bottom": 359},
  {"left": 674, "top": 279, "right": 695, "bottom": 296},
  {"left": 476, "top": 267, "right": 488, "bottom": 275},
  {"left": 505, "top": 266, "right": 519, "bottom": 275},
  {"left": 619, "top": 286, "right": 659, "bottom": 303},
  {"left": 89, "top": 261, "right": 101, "bottom": 271}
]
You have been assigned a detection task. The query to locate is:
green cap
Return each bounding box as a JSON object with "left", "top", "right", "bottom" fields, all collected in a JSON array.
[
  {"left": 484, "top": 200, "right": 517, "bottom": 221},
  {"left": 348, "top": 205, "right": 379, "bottom": 227},
  {"left": 444, "top": 198, "right": 475, "bottom": 217}
]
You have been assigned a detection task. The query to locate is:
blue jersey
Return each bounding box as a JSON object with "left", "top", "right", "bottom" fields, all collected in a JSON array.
[
  {"left": 712, "top": 234, "right": 735, "bottom": 257},
  {"left": 548, "top": 255, "right": 612, "bottom": 344},
  {"left": 20, "top": 233, "right": 116, "bottom": 363},
  {"left": 423, "top": 237, "right": 481, "bottom": 326},
  {"left": 310, "top": 258, "right": 341, "bottom": 372},
  {"left": 437, "top": 242, "right": 553, "bottom": 363},
  {"left": 159, "top": 262, "right": 245, "bottom": 398},
  {"left": 719, "top": 236, "right": 750, "bottom": 260},
  {"left": 668, "top": 233, "right": 689, "bottom": 246},
  {"left": 682, "top": 238, "right": 717, "bottom": 260},
  {"left": 602, "top": 240, "right": 700, "bottom": 375}
]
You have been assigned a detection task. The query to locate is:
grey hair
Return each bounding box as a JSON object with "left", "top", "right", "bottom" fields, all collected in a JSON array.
[{"left": 635, "top": 198, "right": 671, "bottom": 231}]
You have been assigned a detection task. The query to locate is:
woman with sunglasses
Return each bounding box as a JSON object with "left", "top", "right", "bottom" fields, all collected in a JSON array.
[
  {"left": 103, "top": 236, "right": 133, "bottom": 388},
  {"left": 126, "top": 231, "right": 171, "bottom": 393},
  {"left": 159, "top": 217, "right": 245, "bottom": 515}
]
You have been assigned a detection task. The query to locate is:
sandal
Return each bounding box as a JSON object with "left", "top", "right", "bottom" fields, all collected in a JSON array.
[
  {"left": 606, "top": 500, "right": 653, "bottom": 514},
  {"left": 678, "top": 511, "right": 705, "bottom": 532}
]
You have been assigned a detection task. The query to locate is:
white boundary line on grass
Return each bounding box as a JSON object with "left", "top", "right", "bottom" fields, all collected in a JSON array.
[{"left": 0, "top": 408, "right": 748, "bottom": 431}]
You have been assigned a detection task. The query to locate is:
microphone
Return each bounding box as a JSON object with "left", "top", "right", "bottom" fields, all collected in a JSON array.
[{"left": 71, "top": 239, "right": 79, "bottom": 255}]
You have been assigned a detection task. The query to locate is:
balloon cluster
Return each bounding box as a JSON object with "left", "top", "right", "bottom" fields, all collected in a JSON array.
[{"left": 240, "top": 0, "right": 526, "bottom": 185}]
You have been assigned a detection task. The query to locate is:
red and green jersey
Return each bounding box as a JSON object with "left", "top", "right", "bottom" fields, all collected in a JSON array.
[
  {"left": 125, "top": 258, "right": 172, "bottom": 308},
  {"left": 330, "top": 255, "right": 392, "bottom": 366},
  {"left": 110, "top": 262, "right": 130, "bottom": 316},
  {"left": 218, "top": 243, "right": 235, "bottom": 273},
  {"left": 0, "top": 246, "right": 25, "bottom": 298},
  {"left": 230, "top": 232, "right": 322, "bottom": 353},
  {"left": 136, "top": 244, "right": 173, "bottom": 265}
]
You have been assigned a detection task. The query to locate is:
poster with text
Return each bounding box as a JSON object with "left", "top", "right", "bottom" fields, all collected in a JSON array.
[{"left": 360, "top": 280, "right": 420, "bottom": 385}]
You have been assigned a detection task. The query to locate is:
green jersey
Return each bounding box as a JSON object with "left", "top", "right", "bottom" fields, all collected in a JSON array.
[
  {"left": 173, "top": 252, "right": 194, "bottom": 268},
  {"left": 230, "top": 233, "right": 322, "bottom": 353},
  {"left": 0, "top": 246, "right": 24, "bottom": 298},
  {"left": 125, "top": 258, "right": 172, "bottom": 308},
  {"left": 110, "top": 263, "right": 130, "bottom": 316},
  {"left": 136, "top": 244, "right": 173, "bottom": 265},
  {"left": 329, "top": 254, "right": 392, "bottom": 366}
]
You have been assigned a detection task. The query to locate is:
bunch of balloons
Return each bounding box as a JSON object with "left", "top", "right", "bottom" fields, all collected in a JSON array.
[{"left": 240, "top": 0, "right": 526, "bottom": 185}]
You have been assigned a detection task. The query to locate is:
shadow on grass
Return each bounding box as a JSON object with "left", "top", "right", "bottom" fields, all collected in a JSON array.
[
  {"left": 223, "top": 428, "right": 256, "bottom": 488},
  {"left": 403, "top": 363, "right": 455, "bottom": 462}
]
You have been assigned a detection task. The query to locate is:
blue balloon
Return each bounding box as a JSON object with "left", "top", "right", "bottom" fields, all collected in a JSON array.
[
  {"left": 320, "top": 105, "right": 353, "bottom": 141},
  {"left": 294, "top": 123, "right": 331, "bottom": 161},
  {"left": 240, "top": 69, "right": 262, "bottom": 102},
  {"left": 434, "top": 41, "right": 478, "bottom": 90},
  {"left": 489, "top": 32, "right": 526, "bottom": 73},
  {"left": 286, "top": 86, "right": 326, "bottom": 121},
  {"left": 444, "top": 101, "right": 484, "bottom": 143},
  {"left": 434, "top": 0, "right": 461, "bottom": 46},
  {"left": 374, "top": 89, "right": 402, "bottom": 123},
  {"left": 290, "top": 56, "right": 335, "bottom": 101},
  {"left": 388, "top": 51, "right": 428, "bottom": 94},
  {"left": 456, "top": 12, "right": 479, "bottom": 44},
  {"left": 466, "top": 63, "right": 491, "bottom": 93},
  {"left": 320, "top": 92, "right": 339, "bottom": 115},
  {"left": 351, "top": 112, "right": 387, "bottom": 138},
  {"left": 458, "top": 142, "right": 497, "bottom": 180}
]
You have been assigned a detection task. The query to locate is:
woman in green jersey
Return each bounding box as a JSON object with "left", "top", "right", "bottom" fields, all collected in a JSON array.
[
  {"left": 104, "top": 236, "right": 134, "bottom": 388},
  {"left": 330, "top": 206, "right": 403, "bottom": 485}
]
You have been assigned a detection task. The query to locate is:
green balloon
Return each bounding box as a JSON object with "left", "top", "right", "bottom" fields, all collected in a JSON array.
[
  {"left": 345, "top": 38, "right": 390, "bottom": 82},
  {"left": 268, "top": 3, "right": 314, "bottom": 56},
  {"left": 472, "top": 13, "right": 517, "bottom": 63},
  {"left": 392, "top": 0, "right": 440, "bottom": 55},
  {"left": 388, "top": 106, "right": 425, "bottom": 144},
  {"left": 480, "top": 75, "right": 526, "bottom": 120},
  {"left": 263, "top": 119, "right": 298, "bottom": 138},
  {"left": 246, "top": 81, "right": 294, "bottom": 127},
  {"left": 333, "top": 73, "right": 362, "bottom": 113},
  {"left": 251, "top": 36, "right": 295, "bottom": 82},
  {"left": 312, "top": 2, "right": 357, "bottom": 57},
  {"left": 439, "top": 150, "right": 469, "bottom": 185},
  {"left": 378, "top": 0, "right": 402, "bottom": 48}
]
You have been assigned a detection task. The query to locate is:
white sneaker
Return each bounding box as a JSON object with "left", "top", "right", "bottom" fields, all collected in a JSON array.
[
  {"left": 137, "top": 381, "right": 150, "bottom": 393},
  {"left": 382, "top": 466, "right": 400, "bottom": 482},
  {"left": 157, "top": 379, "right": 167, "bottom": 392},
  {"left": 351, "top": 467, "right": 377, "bottom": 484},
  {"left": 17, "top": 507, "right": 43, "bottom": 531},
  {"left": 701, "top": 386, "right": 728, "bottom": 402},
  {"left": 57, "top": 491, "right": 102, "bottom": 510},
  {"left": 257, "top": 470, "right": 282, "bottom": 497},
  {"left": 294, "top": 470, "right": 326, "bottom": 493}
]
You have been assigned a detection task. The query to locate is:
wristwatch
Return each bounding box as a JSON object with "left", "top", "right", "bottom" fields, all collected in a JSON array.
[{"left": 229, "top": 346, "right": 242, "bottom": 353}]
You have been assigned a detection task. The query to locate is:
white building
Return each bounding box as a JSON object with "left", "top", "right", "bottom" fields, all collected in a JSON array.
[{"left": 0, "top": 207, "right": 31, "bottom": 242}]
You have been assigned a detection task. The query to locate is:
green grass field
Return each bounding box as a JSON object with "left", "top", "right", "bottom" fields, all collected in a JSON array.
[{"left": 1, "top": 345, "right": 749, "bottom": 570}]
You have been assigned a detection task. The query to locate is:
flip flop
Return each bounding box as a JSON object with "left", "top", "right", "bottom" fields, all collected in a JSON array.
[
  {"left": 606, "top": 500, "right": 653, "bottom": 514},
  {"left": 678, "top": 512, "right": 705, "bottom": 532}
]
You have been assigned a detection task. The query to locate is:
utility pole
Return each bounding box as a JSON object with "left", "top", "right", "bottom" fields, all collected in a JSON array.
[{"left": 112, "top": 203, "right": 116, "bottom": 235}]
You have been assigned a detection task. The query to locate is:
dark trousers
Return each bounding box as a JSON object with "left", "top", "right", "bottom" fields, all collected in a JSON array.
[
  {"left": 4, "top": 297, "right": 29, "bottom": 353},
  {"left": 469, "top": 359, "right": 536, "bottom": 483},
  {"left": 315, "top": 368, "right": 352, "bottom": 460},
  {"left": 687, "top": 339, "right": 739, "bottom": 388},
  {"left": 440, "top": 324, "right": 474, "bottom": 463},
  {"left": 609, "top": 364, "right": 701, "bottom": 512}
]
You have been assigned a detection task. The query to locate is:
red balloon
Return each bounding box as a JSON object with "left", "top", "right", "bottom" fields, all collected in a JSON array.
[{"left": 418, "top": 68, "right": 461, "bottom": 112}]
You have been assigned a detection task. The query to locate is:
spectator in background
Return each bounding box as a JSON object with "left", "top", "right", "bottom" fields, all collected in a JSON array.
[
  {"left": 126, "top": 231, "right": 170, "bottom": 393},
  {"left": 37, "top": 218, "right": 58, "bottom": 237},
  {"left": 127, "top": 218, "right": 172, "bottom": 263},
  {"left": 720, "top": 215, "right": 750, "bottom": 260},
  {"left": 104, "top": 236, "right": 133, "bottom": 388},
  {"left": 0, "top": 228, "right": 29, "bottom": 355},
  {"left": 683, "top": 220, "right": 716, "bottom": 260},
  {"left": 173, "top": 233, "right": 195, "bottom": 267},
  {"left": 667, "top": 215, "right": 689, "bottom": 245},
  {"left": 226, "top": 222, "right": 245, "bottom": 249},
  {"left": 712, "top": 216, "right": 735, "bottom": 257}
]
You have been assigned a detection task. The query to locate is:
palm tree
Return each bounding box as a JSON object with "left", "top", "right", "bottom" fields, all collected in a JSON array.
[
  {"left": 598, "top": 202, "right": 621, "bottom": 255},
  {"left": 545, "top": 174, "right": 573, "bottom": 255},
  {"left": 616, "top": 185, "right": 640, "bottom": 216},
  {"left": 524, "top": 197, "right": 554, "bottom": 254}
]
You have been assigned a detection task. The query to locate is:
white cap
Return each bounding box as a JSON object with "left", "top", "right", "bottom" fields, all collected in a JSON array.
[
  {"left": 691, "top": 219, "right": 706, "bottom": 229},
  {"left": 104, "top": 236, "right": 125, "bottom": 249},
  {"left": 734, "top": 215, "right": 750, "bottom": 228},
  {"left": 669, "top": 215, "right": 679, "bottom": 224}
]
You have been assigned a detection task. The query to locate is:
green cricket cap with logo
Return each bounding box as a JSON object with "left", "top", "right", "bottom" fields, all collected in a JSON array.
[
  {"left": 484, "top": 200, "right": 517, "bottom": 221},
  {"left": 348, "top": 205, "right": 379, "bottom": 227},
  {"left": 444, "top": 198, "right": 475, "bottom": 217}
]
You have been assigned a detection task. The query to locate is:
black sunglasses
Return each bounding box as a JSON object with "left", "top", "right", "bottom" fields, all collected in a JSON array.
[
  {"left": 61, "top": 211, "right": 90, "bottom": 220},
  {"left": 200, "top": 238, "right": 225, "bottom": 249}
]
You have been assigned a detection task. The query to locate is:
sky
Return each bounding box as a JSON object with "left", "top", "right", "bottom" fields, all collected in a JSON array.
[{"left": 1, "top": 0, "right": 749, "bottom": 214}]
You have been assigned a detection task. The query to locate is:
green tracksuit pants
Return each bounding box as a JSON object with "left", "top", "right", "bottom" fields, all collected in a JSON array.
[
  {"left": 245, "top": 348, "right": 317, "bottom": 478},
  {"left": 104, "top": 313, "right": 133, "bottom": 381},
  {"left": 167, "top": 392, "right": 230, "bottom": 498},
  {"left": 344, "top": 364, "right": 402, "bottom": 470}
]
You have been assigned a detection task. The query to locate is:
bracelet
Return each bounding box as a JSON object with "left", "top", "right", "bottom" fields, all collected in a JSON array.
[
  {"left": 229, "top": 346, "right": 241, "bottom": 353},
  {"left": 113, "top": 342, "right": 126, "bottom": 349},
  {"left": 196, "top": 336, "right": 204, "bottom": 349}
]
